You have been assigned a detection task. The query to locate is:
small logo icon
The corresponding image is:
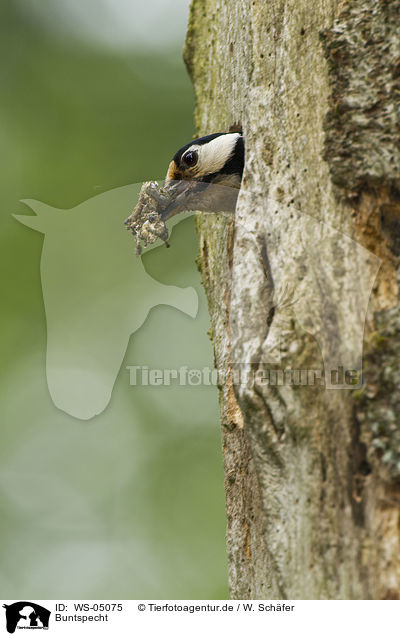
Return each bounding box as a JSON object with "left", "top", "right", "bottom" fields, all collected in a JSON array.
[{"left": 2, "top": 602, "right": 50, "bottom": 633}]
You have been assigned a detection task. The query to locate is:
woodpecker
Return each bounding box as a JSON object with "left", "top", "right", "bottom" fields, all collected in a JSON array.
[
  {"left": 162, "top": 132, "right": 245, "bottom": 219},
  {"left": 125, "top": 132, "right": 244, "bottom": 253}
]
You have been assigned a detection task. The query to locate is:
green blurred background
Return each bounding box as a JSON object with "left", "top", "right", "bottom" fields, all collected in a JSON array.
[{"left": 0, "top": 0, "right": 228, "bottom": 598}]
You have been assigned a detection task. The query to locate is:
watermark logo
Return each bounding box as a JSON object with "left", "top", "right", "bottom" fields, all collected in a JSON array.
[
  {"left": 14, "top": 181, "right": 381, "bottom": 419},
  {"left": 2, "top": 603, "right": 50, "bottom": 633},
  {"left": 14, "top": 184, "right": 198, "bottom": 420},
  {"left": 126, "top": 365, "right": 360, "bottom": 387}
]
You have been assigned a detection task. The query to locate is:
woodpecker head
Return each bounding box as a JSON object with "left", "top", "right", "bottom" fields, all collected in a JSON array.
[{"left": 162, "top": 132, "right": 244, "bottom": 219}]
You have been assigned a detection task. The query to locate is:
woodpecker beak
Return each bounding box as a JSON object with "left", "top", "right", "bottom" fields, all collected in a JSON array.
[{"left": 161, "top": 179, "right": 209, "bottom": 220}]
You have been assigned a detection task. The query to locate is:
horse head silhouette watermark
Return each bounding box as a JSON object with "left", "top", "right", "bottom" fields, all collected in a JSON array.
[
  {"left": 14, "top": 182, "right": 381, "bottom": 420},
  {"left": 14, "top": 184, "right": 198, "bottom": 420}
]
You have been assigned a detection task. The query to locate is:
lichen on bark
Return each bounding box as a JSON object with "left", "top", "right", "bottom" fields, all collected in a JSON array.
[
  {"left": 354, "top": 305, "right": 400, "bottom": 482},
  {"left": 322, "top": 0, "right": 400, "bottom": 195}
]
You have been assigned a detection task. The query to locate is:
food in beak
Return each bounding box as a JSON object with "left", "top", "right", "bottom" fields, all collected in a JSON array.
[
  {"left": 124, "top": 179, "right": 206, "bottom": 255},
  {"left": 124, "top": 181, "right": 171, "bottom": 256},
  {"left": 125, "top": 179, "right": 237, "bottom": 256}
]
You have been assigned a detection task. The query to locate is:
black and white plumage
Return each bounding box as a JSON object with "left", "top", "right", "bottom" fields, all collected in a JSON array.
[
  {"left": 166, "top": 132, "right": 244, "bottom": 187},
  {"left": 162, "top": 132, "right": 245, "bottom": 219}
]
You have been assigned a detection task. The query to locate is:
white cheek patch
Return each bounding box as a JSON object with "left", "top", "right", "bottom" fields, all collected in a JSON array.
[{"left": 186, "top": 133, "right": 241, "bottom": 177}]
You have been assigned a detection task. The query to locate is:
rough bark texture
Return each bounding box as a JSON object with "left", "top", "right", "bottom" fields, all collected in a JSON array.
[{"left": 184, "top": 0, "right": 400, "bottom": 599}]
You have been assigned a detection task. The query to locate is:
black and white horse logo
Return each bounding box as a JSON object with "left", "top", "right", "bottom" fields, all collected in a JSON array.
[{"left": 2, "top": 602, "right": 50, "bottom": 633}]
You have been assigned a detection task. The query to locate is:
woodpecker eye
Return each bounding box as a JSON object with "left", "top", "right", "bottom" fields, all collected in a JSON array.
[{"left": 183, "top": 150, "right": 198, "bottom": 167}]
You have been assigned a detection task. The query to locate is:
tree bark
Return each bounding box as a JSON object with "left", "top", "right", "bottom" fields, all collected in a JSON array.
[{"left": 184, "top": 0, "right": 400, "bottom": 599}]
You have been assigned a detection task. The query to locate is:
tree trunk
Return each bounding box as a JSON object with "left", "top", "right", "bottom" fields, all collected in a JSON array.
[{"left": 184, "top": 0, "right": 400, "bottom": 599}]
